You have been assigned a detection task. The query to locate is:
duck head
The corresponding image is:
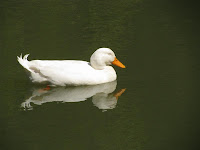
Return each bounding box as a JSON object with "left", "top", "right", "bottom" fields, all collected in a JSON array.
[{"left": 90, "top": 48, "right": 126, "bottom": 70}]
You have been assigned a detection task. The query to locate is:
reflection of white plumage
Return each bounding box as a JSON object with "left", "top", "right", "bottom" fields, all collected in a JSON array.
[
  {"left": 21, "top": 81, "right": 126, "bottom": 111},
  {"left": 17, "top": 48, "right": 125, "bottom": 86},
  {"left": 92, "top": 93, "right": 117, "bottom": 110}
]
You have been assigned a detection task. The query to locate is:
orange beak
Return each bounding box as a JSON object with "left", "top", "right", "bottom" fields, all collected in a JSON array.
[{"left": 112, "top": 57, "right": 126, "bottom": 68}]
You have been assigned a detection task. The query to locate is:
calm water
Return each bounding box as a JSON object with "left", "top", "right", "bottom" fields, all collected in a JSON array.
[{"left": 0, "top": 0, "right": 200, "bottom": 150}]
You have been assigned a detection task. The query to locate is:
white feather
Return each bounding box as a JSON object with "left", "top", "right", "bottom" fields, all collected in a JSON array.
[{"left": 17, "top": 54, "right": 33, "bottom": 73}]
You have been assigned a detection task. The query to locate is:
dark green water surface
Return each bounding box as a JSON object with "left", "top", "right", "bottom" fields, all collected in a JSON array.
[{"left": 0, "top": 0, "right": 200, "bottom": 150}]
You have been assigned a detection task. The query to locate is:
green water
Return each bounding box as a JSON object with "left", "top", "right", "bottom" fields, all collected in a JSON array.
[{"left": 0, "top": 0, "right": 200, "bottom": 149}]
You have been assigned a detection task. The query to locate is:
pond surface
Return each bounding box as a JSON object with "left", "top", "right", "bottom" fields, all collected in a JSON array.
[{"left": 0, "top": 0, "right": 200, "bottom": 150}]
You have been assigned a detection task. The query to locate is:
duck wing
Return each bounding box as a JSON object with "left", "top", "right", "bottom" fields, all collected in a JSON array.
[{"left": 29, "top": 60, "right": 94, "bottom": 85}]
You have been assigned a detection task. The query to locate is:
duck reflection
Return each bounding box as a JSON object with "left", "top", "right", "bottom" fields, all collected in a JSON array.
[{"left": 21, "top": 81, "right": 126, "bottom": 111}]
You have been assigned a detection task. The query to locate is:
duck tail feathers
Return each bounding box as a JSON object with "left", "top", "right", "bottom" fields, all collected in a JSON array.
[{"left": 17, "top": 54, "right": 33, "bottom": 73}]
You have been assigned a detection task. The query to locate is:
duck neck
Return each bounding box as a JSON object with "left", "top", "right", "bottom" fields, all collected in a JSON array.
[
  {"left": 90, "top": 59, "right": 105, "bottom": 70},
  {"left": 90, "top": 55, "right": 106, "bottom": 70}
]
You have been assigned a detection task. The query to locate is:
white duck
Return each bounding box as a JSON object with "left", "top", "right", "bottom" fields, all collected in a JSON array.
[{"left": 17, "top": 48, "right": 125, "bottom": 86}]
